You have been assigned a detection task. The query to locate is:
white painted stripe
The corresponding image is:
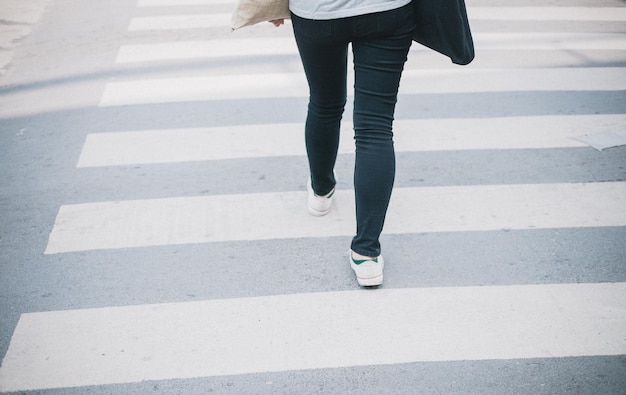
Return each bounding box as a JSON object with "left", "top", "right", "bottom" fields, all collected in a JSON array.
[
  {"left": 138, "top": 0, "right": 234, "bottom": 6},
  {"left": 468, "top": 6, "right": 626, "bottom": 21},
  {"left": 98, "top": 72, "right": 303, "bottom": 106},
  {"left": 1, "top": 282, "right": 625, "bottom": 391},
  {"left": 44, "top": 182, "right": 626, "bottom": 254},
  {"left": 76, "top": 115, "right": 626, "bottom": 167},
  {"left": 128, "top": 14, "right": 232, "bottom": 31},
  {"left": 114, "top": 33, "right": 626, "bottom": 63},
  {"left": 116, "top": 38, "right": 298, "bottom": 63},
  {"left": 126, "top": 10, "right": 626, "bottom": 32},
  {"left": 98, "top": 68, "right": 626, "bottom": 107},
  {"left": 474, "top": 32, "right": 626, "bottom": 51},
  {"left": 133, "top": 2, "right": 626, "bottom": 20}
]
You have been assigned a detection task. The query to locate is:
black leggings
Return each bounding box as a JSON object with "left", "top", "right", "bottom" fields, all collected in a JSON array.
[{"left": 292, "top": 4, "right": 415, "bottom": 256}]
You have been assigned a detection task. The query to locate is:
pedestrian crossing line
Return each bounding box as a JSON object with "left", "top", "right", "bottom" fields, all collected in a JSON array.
[
  {"left": 468, "top": 6, "right": 626, "bottom": 21},
  {"left": 131, "top": 3, "right": 626, "bottom": 20},
  {"left": 138, "top": 0, "right": 234, "bottom": 6},
  {"left": 1, "top": 282, "right": 625, "bottom": 392},
  {"left": 98, "top": 72, "right": 303, "bottom": 107},
  {"left": 114, "top": 34, "right": 626, "bottom": 64},
  {"left": 114, "top": 34, "right": 626, "bottom": 63},
  {"left": 126, "top": 11, "right": 626, "bottom": 32},
  {"left": 116, "top": 38, "right": 298, "bottom": 64},
  {"left": 128, "top": 14, "right": 232, "bottom": 31},
  {"left": 98, "top": 68, "right": 626, "bottom": 107},
  {"left": 475, "top": 33, "right": 626, "bottom": 51},
  {"left": 76, "top": 115, "right": 626, "bottom": 168},
  {"left": 44, "top": 182, "right": 626, "bottom": 254}
]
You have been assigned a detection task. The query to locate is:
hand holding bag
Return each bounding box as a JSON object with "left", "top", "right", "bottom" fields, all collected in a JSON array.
[
  {"left": 412, "top": 0, "right": 475, "bottom": 65},
  {"left": 231, "top": 0, "right": 290, "bottom": 30}
]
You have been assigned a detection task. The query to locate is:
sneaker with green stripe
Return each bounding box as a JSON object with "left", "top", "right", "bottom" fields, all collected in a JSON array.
[
  {"left": 307, "top": 179, "right": 335, "bottom": 216},
  {"left": 349, "top": 249, "right": 384, "bottom": 287}
]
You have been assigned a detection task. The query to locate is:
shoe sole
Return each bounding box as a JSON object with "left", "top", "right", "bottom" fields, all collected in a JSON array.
[
  {"left": 307, "top": 205, "right": 330, "bottom": 216},
  {"left": 349, "top": 250, "right": 384, "bottom": 287},
  {"left": 307, "top": 178, "right": 334, "bottom": 217},
  {"left": 355, "top": 273, "right": 383, "bottom": 287}
]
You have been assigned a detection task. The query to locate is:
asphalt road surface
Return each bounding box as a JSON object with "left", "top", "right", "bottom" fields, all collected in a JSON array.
[{"left": 1, "top": 0, "right": 625, "bottom": 393}]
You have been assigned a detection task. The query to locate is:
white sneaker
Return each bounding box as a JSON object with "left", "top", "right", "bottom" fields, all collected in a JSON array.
[
  {"left": 349, "top": 249, "right": 384, "bottom": 286},
  {"left": 307, "top": 179, "right": 335, "bottom": 216}
]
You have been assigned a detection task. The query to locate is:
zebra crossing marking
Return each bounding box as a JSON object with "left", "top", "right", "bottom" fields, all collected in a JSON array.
[
  {"left": 128, "top": 14, "right": 232, "bottom": 31},
  {"left": 44, "top": 182, "right": 626, "bottom": 254},
  {"left": 1, "top": 0, "right": 624, "bottom": 393},
  {"left": 467, "top": 5, "right": 626, "bottom": 22},
  {"left": 133, "top": 2, "right": 626, "bottom": 21},
  {"left": 98, "top": 68, "right": 626, "bottom": 107},
  {"left": 116, "top": 38, "right": 297, "bottom": 63},
  {"left": 475, "top": 32, "right": 626, "bottom": 51},
  {"left": 115, "top": 33, "right": 626, "bottom": 63},
  {"left": 127, "top": 12, "right": 626, "bottom": 32},
  {"left": 1, "top": 282, "right": 625, "bottom": 392},
  {"left": 76, "top": 115, "right": 626, "bottom": 167},
  {"left": 138, "top": 0, "right": 234, "bottom": 6},
  {"left": 468, "top": 6, "right": 626, "bottom": 21}
]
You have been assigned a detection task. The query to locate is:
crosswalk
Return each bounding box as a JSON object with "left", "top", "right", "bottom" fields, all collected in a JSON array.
[
  {"left": 2, "top": 283, "right": 625, "bottom": 390},
  {"left": 1, "top": 0, "right": 626, "bottom": 392},
  {"left": 114, "top": 35, "right": 626, "bottom": 63},
  {"left": 43, "top": 182, "right": 626, "bottom": 254},
  {"left": 98, "top": 68, "right": 626, "bottom": 106}
]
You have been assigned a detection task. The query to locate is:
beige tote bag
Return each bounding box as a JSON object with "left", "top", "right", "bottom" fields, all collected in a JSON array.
[{"left": 231, "top": 0, "right": 290, "bottom": 30}]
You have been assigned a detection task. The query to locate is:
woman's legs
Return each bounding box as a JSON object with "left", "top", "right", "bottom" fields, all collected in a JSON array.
[
  {"left": 292, "top": 5, "right": 415, "bottom": 260},
  {"left": 350, "top": 6, "right": 415, "bottom": 258},
  {"left": 291, "top": 15, "right": 348, "bottom": 196}
]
